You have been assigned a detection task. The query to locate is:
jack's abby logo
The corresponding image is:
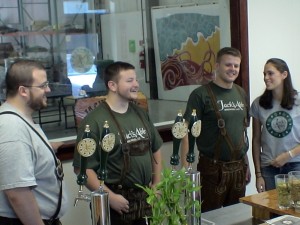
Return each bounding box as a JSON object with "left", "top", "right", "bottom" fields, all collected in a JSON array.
[{"left": 266, "top": 111, "right": 293, "bottom": 138}]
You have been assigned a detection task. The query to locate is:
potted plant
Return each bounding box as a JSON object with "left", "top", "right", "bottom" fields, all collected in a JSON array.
[{"left": 137, "top": 167, "right": 201, "bottom": 225}]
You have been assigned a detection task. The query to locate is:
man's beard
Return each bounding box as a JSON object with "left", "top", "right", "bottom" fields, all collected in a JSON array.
[{"left": 28, "top": 92, "right": 47, "bottom": 111}]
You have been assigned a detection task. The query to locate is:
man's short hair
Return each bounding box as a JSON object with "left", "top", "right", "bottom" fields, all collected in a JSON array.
[
  {"left": 216, "top": 47, "right": 242, "bottom": 63},
  {"left": 103, "top": 61, "right": 135, "bottom": 89},
  {"left": 5, "top": 59, "right": 45, "bottom": 97}
]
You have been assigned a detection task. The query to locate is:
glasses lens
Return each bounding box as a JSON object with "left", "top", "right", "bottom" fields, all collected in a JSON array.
[{"left": 42, "top": 82, "right": 49, "bottom": 89}]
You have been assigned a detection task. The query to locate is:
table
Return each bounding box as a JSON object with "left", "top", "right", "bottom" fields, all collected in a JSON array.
[
  {"left": 240, "top": 189, "right": 300, "bottom": 220},
  {"left": 201, "top": 203, "right": 263, "bottom": 225}
]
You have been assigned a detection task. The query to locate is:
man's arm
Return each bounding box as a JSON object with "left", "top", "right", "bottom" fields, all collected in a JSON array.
[
  {"left": 4, "top": 187, "right": 44, "bottom": 225},
  {"left": 151, "top": 149, "right": 162, "bottom": 187},
  {"left": 50, "top": 141, "right": 64, "bottom": 152}
]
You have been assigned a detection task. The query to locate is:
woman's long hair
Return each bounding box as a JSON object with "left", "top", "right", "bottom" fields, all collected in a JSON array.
[{"left": 259, "top": 58, "right": 296, "bottom": 110}]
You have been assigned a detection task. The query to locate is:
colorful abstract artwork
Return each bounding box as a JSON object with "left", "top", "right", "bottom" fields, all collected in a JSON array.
[{"left": 152, "top": 4, "right": 220, "bottom": 100}]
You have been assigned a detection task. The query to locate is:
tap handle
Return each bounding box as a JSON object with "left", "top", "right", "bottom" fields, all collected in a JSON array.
[
  {"left": 98, "top": 121, "right": 115, "bottom": 181},
  {"left": 187, "top": 109, "right": 201, "bottom": 164},
  {"left": 170, "top": 110, "right": 187, "bottom": 166},
  {"left": 76, "top": 125, "right": 96, "bottom": 185}
]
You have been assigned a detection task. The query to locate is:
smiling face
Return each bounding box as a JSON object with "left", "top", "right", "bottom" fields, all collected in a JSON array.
[
  {"left": 263, "top": 62, "right": 287, "bottom": 91},
  {"left": 112, "top": 69, "right": 139, "bottom": 101},
  {"left": 215, "top": 54, "right": 241, "bottom": 88}
]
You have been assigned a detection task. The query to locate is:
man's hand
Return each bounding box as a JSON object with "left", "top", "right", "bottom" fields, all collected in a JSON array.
[{"left": 109, "top": 192, "right": 129, "bottom": 215}]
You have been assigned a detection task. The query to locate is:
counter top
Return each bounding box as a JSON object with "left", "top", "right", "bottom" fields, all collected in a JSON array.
[{"left": 202, "top": 203, "right": 263, "bottom": 225}]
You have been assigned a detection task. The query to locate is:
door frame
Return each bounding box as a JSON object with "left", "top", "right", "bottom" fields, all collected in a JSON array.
[{"left": 230, "top": 0, "right": 249, "bottom": 94}]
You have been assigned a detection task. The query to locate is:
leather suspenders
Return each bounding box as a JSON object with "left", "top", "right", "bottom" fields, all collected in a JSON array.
[
  {"left": 205, "top": 83, "right": 248, "bottom": 161},
  {"left": 102, "top": 101, "right": 153, "bottom": 184}
]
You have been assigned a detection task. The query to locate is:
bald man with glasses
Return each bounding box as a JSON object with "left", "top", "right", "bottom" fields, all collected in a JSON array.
[{"left": 0, "top": 60, "right": 68, "bottom": 225}]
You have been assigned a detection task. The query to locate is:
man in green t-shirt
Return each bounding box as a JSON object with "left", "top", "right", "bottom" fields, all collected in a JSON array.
[
  {"left": 73, "top": 61, "right": 163, "bottom": 225},
  {"left": 181, "top": 47, "right": 251, "bottom": 212}
]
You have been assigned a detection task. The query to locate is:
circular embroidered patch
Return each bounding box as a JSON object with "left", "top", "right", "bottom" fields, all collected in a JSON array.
[{"left": 266, "top": 111, "right": 293, "bottom": 138}]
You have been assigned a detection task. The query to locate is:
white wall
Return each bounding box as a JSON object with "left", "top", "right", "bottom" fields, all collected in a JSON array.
[
  {"left": 246, "top": 0, "right": 300, "bottom": 195},
  {"left": 248, "top": 0, "right": 300, "bottom": 95}
]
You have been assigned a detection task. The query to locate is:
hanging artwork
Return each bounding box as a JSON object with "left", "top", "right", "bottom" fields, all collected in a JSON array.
[{"left": 152, "top": 4, "right": 221, "bottom": 101}]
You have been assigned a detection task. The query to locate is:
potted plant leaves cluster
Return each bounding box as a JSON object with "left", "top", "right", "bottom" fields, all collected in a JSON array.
[{"left": 137, "top": 167, "right": 201, "bottom": 225}]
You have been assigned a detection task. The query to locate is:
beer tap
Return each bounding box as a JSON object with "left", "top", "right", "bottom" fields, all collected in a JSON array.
[
  {"left": 74, "top": 122, "right": 115, "bottom": 225},
  {"left": 90, "top": 121, "right": 115, "bottom": 225},
  {"left": 185, "top": 109, "right": 202, "bottom": 225},
  {"left": 74, "top": 124, "right": 96, "bottom": 206},
  {"left": 186, "top": 109, "right": 201, "bottom": 172},
  {"left": 98, "top": 121, "right": 115, "bottom": 187},
  {"left": 170, "top": 110, "right": 188, "bottom": 170}
]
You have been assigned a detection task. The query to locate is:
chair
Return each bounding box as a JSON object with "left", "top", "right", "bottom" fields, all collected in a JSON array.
[
  {"left": 62, "top": 96, "right": 76, "bottom": 129},
  {"left": 37, "top": 97, "right": 63, "bottom": 126},
  {"left": 74, "top": 92, "right": 148, "bottom": 127}
]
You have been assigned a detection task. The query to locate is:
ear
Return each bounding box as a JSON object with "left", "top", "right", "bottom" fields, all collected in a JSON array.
[
  {"left": 215, "top": 62, "right": 220, "bottom": 71},
  {"left": 107, "top": 80, "right": 117, "bottom": 92},
  {"left": 18, "top": 86, "right": 29, "bottom": 97},
  {"left": 282, "top": 71, "right": 288, "bottom": 79}
]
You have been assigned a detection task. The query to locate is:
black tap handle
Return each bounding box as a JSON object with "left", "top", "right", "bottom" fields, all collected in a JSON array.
[
  {"left": 98, "top": 121, "right": 115, "bottom": 181},
  {"left": 170, "top": 110, "right": 187, "bottom": 166}
]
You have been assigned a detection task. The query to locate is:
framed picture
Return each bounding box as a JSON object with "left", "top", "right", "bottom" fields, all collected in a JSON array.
[{"left": 151, "top": 4, "right": 222, "bottom": 101}]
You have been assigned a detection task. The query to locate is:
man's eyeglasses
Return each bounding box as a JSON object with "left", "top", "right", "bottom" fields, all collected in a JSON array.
[{"left": 23, "top": 81, "right": 50, "bottom": 90}]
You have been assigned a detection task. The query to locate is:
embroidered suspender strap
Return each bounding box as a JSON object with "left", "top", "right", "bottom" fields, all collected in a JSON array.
[
  {"left": 233, "top": 84, "right": 250, "bottom": 157},
  {"left": 102, "top": 102, "right": 127, "bottom": 144},
  {"left": 229, "top": 84, "right": 249, "bottom": 160},
  {"left": 102, "top": 102, "right": 129, "bottom": 184},
  {"left": 102, "top": 102, "right": 153, "bottom": 184},
  {"left": 205, "top": 84, "right": 245, "bottom": 161},
  {"left": 0, "top": 111, "right": 63, "bottom": 221}
]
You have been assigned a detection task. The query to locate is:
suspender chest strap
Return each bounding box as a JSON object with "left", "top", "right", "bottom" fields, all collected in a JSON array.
[
  {"left": 102, "top": 101, "right": 153, "bottom": 184},
  {"left": 205, "top": 83, "right": 248, "bottom": 161}
]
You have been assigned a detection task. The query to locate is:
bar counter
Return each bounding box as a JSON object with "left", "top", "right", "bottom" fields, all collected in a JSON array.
[{"left": 202, "top": 203, "right": 263, "bottom": 225}]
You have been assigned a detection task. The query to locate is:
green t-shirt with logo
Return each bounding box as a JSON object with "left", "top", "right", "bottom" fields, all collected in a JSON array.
[
  {"left": 73, "top": 102, "right": 163, "bottom": 187},
  {"left": 184, "top": 82, "right": 249, "bottom": 161}
]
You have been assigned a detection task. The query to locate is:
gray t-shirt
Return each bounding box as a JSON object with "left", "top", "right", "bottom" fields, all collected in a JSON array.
[
  {"left": 250, "top": 95, "right": 300, "bottom": 167},
  {"left": 0, "top": 102, "right": 68, "bottom": 219}
]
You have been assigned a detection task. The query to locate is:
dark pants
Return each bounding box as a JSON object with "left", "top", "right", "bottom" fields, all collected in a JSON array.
[
  {"left": 106, "top": 184, "right": 151, "bottom": 225},
  {"left": 0, "top": 216, "right": 61, "bottom": 225},
  {"left": 198, "top": 155, "right": 247, "bottom": 212},
  {"left": 110, "top": 209, "right": 148, "bottom": 225}
]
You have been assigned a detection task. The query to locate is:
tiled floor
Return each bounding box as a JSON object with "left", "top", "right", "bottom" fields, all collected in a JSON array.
[{"left": 41, "top": 99, "right": 187, "bottom": 140}]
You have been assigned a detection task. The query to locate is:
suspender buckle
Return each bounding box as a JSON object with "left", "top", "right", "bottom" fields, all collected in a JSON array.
[{"left": 217, "top": 118, "right": 225, "bottom": 128}]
